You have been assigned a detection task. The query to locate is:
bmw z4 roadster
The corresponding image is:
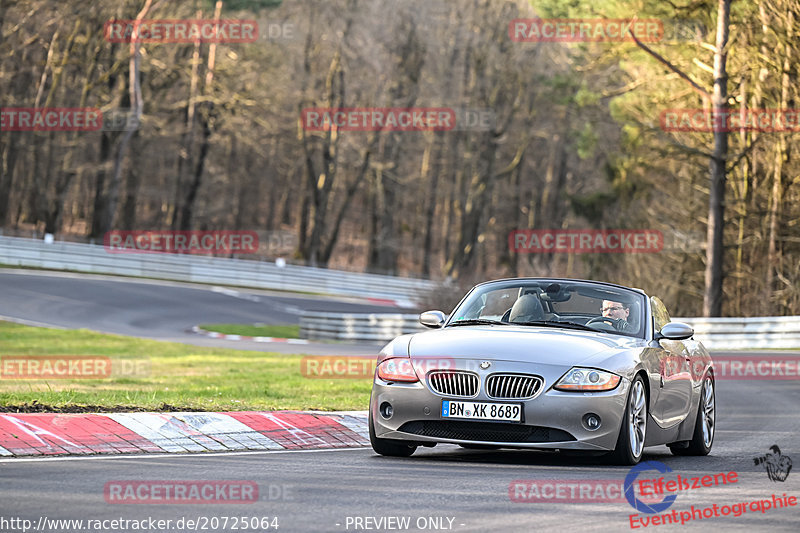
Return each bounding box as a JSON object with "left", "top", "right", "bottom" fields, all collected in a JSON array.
[{"left": 369, "top": 278, "right": 715, "bottom": 464}]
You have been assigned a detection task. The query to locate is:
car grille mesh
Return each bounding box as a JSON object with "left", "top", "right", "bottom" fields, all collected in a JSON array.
[
  {"left": 428, "top": 371, "right": 479, "bottom": 397},
  {"left": 398, "top": 421, "right": 575, "bottom": 443},
  {"left": 486, "top": 374, "right": 542, "bottom": 399}
]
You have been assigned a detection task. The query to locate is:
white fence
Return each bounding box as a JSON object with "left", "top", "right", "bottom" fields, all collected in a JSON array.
[
  {"left": 0, "top": 235, "right": 435, "bottom": 303},
  {"left": 300, "top": 312, "right": 800, "bottom": 350},
  {"left": 300, "top": 312, "right": 423, "bottom": 343},
  {"left": 682, "top": 316, "right": 800, "bottom": 350}
]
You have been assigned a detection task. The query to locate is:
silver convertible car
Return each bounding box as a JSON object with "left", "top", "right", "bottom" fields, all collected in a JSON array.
[{"left": 369, "top": 278, "right": 715, "bottom": 464}]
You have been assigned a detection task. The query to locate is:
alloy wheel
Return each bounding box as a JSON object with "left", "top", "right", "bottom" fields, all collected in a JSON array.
[{"left": 628, "top": 380, "right": 646, "bottom": 458}]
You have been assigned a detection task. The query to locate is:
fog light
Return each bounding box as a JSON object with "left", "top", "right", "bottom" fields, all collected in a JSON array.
[
  {"left": 380, "top": 402, "right": 393, "bottom": 419},
  {"left": 583, "top": 413, "right": 601, "bottom": 430}
]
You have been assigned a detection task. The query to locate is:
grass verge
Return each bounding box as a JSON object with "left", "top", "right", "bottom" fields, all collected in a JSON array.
[
  {"left": 0, "top": 321, "right": 371, "bottom": 412},
  {"left": 199, "top": 324, "right": 301, "bottom": 338}
]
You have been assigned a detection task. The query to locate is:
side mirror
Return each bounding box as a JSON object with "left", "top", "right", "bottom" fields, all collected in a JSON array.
[
  {"left": 655, "top": 321, "right": 694, "bottom": 341},
  {"left": 419, "top": 310, "right": 446, "bottom": 329}
]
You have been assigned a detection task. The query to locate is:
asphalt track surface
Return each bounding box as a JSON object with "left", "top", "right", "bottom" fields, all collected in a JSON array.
[
  {"left": 2, "top": 368, "right": 799, "bottom": 532},
  {"left": 0, "top": 269, "right": 395, "bottom": 355},
  {"left": 2, "top": 268, "right": 799, "bottom": 531}
]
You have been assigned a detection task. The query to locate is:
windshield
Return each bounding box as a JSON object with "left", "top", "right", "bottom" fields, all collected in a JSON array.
[{"left": 447, "top": 279, "right": 646, "bottom": 338}]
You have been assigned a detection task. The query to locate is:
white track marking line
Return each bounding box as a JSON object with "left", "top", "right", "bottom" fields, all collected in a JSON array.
[
  {"left": 0, "top": 446, "right": 369, "bottom": 463},
  {"left": 211, "top": 286, "right": 261, "bottom": 302},
  {"left": 0, "top": 314, "right": 68, "bottom": 329}
]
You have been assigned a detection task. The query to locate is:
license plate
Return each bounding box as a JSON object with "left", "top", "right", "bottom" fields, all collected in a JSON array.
[{"left": 441, "top": 400, "right": 522, "bottom": 422}]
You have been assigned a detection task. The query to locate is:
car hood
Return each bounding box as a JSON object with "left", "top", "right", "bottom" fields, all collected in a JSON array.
[{"left": 407, "top": 325, "right": 644, "bottom": 367}]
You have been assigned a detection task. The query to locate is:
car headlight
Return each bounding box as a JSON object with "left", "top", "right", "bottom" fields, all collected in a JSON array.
[
  {"left": 376, "top": 357, "right": 419, "bottom": 383},
  {"left": 554, "top": 368, "right": 621, "bottom": 391}
]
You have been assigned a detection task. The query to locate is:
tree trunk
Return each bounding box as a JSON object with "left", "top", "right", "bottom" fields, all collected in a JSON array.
[
  {"left": 178, "top": 1, "right": 221, "bottom": 231},
  {"left": 764, "top": 7, "right": 793, "bottom": 313},
  {"left": 0, "top": 135, "right": 20, "bottom": 225},
  {"left": 421, "top": 136, "right": 443, "bottom": 278},
  {"left": 90, "top": 132, "right": 113, "bottom": 239},
  {"left": 179, "top": 115, "right": 211, "bottom": 230},
  {"left": 104, "top": 0, "right": 154, "bottom": 234},
  {"left": 702, "top": 0, "right": 731, "bottom": 317},
  {"left": 120, "top": 136, "right": 141, "bottom": 229}
]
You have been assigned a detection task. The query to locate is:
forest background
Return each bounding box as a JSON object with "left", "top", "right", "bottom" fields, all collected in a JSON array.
[{"left": 1, "top": 0, "right": 798, "bottom": 317}]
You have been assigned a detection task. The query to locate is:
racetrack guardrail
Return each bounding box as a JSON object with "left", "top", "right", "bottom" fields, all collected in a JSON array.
[
  {"left": 299, "top": 312, "right": 800, "bottom": 350},
  {"left": 0, "top": 235, "right": 435, "bottom": 303}
]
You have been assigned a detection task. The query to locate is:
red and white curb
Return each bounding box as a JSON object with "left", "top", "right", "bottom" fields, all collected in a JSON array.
[
  {"left": 190, "top": 326, "right": 310, "bottom": 344},
  {"left": 365, "top": 297, "right": 417, "bottom": 308},
  {"left": 0, "top": 410, "right": 368, "bottom": 457}
]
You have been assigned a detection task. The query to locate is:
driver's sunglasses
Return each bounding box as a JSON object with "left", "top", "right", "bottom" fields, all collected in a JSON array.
[{"left": 601, "top": 306, "right": 624, "bottom": 313}]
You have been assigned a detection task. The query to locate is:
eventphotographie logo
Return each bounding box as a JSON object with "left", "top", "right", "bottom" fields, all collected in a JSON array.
[
  {"left": 625, "top": 461, "right": 678, "bottom": 514},
  {"left": 754, "top": 445, "right": 793, "bottom": 482}
]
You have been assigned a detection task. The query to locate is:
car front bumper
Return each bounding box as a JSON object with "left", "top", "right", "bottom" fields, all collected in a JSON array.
[{"left": 371, "top": 369, "right": 631, "bottom": 451}]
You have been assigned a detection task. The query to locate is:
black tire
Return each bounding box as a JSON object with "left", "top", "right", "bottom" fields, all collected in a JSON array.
[
  {"left": 607, "top": 375, "right": 648, "bottom": 465},
  {"left": 670, "top": 376, "right": 714, "bottom": 456},
  {"left": 369, "top": 409, "right": 417, "bottom": 457}
]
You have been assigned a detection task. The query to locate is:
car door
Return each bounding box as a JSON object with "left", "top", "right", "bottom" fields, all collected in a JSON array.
[{"left": 651, "top": 297, "right": 694, "bottom": 426}]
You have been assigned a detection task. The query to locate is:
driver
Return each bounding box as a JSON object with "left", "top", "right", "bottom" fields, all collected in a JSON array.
[{"left": 601, "top": 299, "right": 635, "bottom": 332}]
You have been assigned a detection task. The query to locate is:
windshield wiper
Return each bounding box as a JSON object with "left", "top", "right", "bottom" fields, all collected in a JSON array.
[
  {"left": 448, "top": 318, "right": 507, "bottom": 327},
  {"left": 512, "top": 320, "right": 596, "bottom": 332}
]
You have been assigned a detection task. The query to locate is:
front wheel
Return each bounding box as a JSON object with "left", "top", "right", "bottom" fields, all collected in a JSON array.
[
  {"left": 670, "top": 376, "right": 715, "bottom": 456},
  {"left": 369, "top": 410, "right": 417, "bottom": 457},
  {"left": 608, "top": 376, "right": 647, "bottom": 465}
]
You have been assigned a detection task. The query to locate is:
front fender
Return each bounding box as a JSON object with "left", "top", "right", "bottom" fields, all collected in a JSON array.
[{"left": 378, "top": 334, "right": 414, "bottom": 363}]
